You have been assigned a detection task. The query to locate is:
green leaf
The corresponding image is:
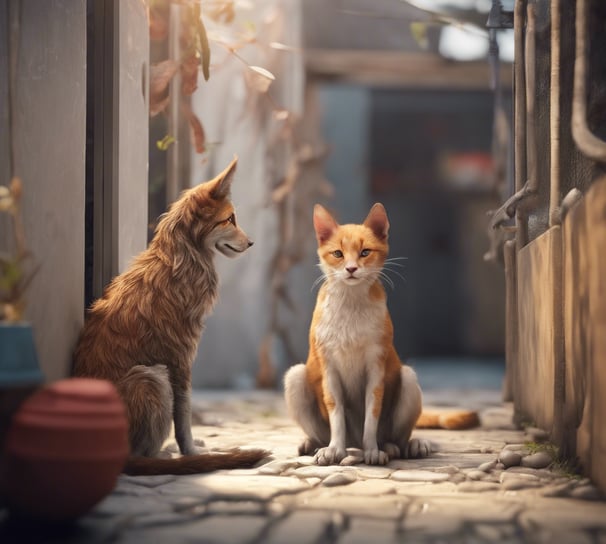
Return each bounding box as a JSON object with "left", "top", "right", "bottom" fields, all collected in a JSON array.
[
  {"left": 156, "top": 134, "right": 176, "bottom": 151},
  {"left": 410, "top": 22, "right": 429, "bottom": 50},
  {"left": 0, "top": 259, "right": 22, "bottom": 291}
]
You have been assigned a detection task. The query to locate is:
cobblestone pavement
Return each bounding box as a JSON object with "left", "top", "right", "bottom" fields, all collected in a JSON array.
[{"left": 2, "top": 387, "right": 606, "bottom": 544}]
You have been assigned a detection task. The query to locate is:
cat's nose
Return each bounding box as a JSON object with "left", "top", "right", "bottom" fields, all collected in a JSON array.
[{"left": 346, "top": 266, "right": 358, "bottom": 274}]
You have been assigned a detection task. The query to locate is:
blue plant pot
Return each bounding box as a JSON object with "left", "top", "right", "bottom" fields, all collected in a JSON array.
[
  {"left": 0, "top": 323, "right": 44, "bottom": 387},
  {"left": 0, "top": 322, "right": 45, "bottom": 451}
]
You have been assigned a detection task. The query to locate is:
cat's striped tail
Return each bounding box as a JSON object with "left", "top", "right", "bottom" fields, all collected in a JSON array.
[{"left": 415, "top": 410, "right": 480, "bottom": 430}]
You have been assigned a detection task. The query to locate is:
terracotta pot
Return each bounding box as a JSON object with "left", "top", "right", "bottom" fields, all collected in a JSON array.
[{"left": 0, "top": 378, "right": 129, "bottom": 522}]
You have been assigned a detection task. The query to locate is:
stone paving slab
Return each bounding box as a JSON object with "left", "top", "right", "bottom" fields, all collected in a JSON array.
[{"left": 1, "top": 388, "right": 606, "bottom": 543}]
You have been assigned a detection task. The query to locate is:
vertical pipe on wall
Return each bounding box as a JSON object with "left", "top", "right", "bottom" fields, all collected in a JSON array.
[
  {"left": 94, "top": 0, "right": 115, "bottom": 294},
  {"left": 524, "top": 3, "right": 538, "bottom": 197},
  {"left": 572, "top": 0, "right": 606, "bottom": 162},
  {"left": 550, "top": 0, "right": 561, "bottom": 226},
  {"left": 514, "top": 0, "right": 528, "bottom": 248},
  {"left": 503, "top": 239, "right": 517, "bottom": 403},
  {"left": 166, "top": 2, "right": 181, "bottom": 206}
]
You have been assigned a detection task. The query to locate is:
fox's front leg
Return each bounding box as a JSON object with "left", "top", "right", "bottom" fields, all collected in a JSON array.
[
  {"left": 363, "top": 369, "right": 389, "bottom": 465},
  {"left": 315, "top": 371, "right": 347, "bottom": 465}
]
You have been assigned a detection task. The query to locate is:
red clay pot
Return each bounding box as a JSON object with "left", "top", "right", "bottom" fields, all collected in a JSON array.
[{"left": 0, "top": 378, "right": 129, "bottom": 522}]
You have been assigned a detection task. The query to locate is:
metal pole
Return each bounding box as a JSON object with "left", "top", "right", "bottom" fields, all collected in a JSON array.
[
  {"left": 572, "top": 0, "right": 606, "bottom": 162},
  {"left": 549, "top": 0, "right": 561, "bottom": 226},
  {"left": 167, "top": 2, "right": 182, "bottom": 206},
  {"left": 514, "top": 0, "right": 528, "bottom": 248}
]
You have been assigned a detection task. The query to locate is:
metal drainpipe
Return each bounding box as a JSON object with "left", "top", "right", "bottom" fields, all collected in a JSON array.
[
  {"left": 572, "top": 0, "right": 606, "bottom": 162},
  {"left": 524, "top": 3, "right": 538, "bottom": 197},
  {"left": 549, "top": 0, "right": 561, "bottom": 226},
  {"left": 514, "top": 0, "right": 528, "bottom": 248},
  {"left": 167, "top": 2, "right": 182, "bottom": 206}
]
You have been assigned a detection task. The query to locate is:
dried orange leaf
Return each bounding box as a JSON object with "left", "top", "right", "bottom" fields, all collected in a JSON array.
[
  {"left": 181, "top": 56, "right": 200, "bottom": 96},
  {"left": 149, "top": 60, "right": 180, "bottom": 116},
  {"left": 182, "top": 104, "right": 206, "bottom": 154},
  {"left": 150, "top": 60, "right": 179, "bottom": 94},
  {"left": 188, "top": 112, "right": 206, "bottom": 154},
  {"left": 149, "top": 4, "right": 169, "bottom": 41}
]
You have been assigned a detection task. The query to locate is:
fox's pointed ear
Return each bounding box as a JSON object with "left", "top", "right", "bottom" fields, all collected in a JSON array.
[
  {"left": 313, "top": 204, "right": 339, "bottom": 244},
  {"left": 208, "top": 155, "right": 238, "bottom": 200},
  {"left": 364, "top": 203, "right": 389, "bottom": 240}
]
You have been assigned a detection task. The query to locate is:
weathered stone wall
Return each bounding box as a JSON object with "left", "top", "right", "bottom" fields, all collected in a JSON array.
[
  {"left": 561, "top": 179, "right": 606, "bottom": 492},
  {"left": 0, "top": 1, "right": 87, "bottom": 381},
  {"left": 510, "top": 176, "right": 606, "bottom": 492},
  {"left": 515, "top": 227, "right": 562, "bottom": 432},
  {"left": 503, "top": 0, "right": 606, "bottom": 493}
]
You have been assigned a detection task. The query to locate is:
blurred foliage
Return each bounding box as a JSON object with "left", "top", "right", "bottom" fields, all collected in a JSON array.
[{"left": 0, "top": 178, "right": 38, "bottom": 322}]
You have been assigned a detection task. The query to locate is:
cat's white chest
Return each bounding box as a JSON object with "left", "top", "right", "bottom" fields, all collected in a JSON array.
[{"left": 315, "top": 285, "right": 386, "bottom": 381}]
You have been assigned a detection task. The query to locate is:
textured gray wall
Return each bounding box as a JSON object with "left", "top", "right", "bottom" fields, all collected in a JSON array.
[{"left": 1, "top": 0, "right": 87, "bottom": 381}]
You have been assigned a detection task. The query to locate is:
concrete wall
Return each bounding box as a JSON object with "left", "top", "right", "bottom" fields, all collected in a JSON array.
[
  {"left": 0, "top": 0, "right": 87, "bottom": 382},
  {"left": 562, "top": 179, "right": 606, "bottom": 492},
  {"left": 515, "top": 227, "right": 561, "bottom": 431},
  {"left": 510, "top": 177, "right": 606, "bottom": 492},
  {"left": 189, "top": 0, "right": 304, "bottom": 388},
  {"left": 1, "top": 0, "right": 149, "bottom": 382}
]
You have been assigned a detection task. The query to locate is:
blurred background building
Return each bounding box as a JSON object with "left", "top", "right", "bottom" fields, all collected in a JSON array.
[{"left": 1, "top": 0, "right": 513, "bottom": 390}]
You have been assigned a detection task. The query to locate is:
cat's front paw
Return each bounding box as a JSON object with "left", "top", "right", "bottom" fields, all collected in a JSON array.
[
  {"left": 403, "top": 438, "right": 432, "bottom": 459},
  {"left": 314, "top": 446, "right": 347, "bottom": 465},
  {"left": 383, "top": 443, "right": 401, "bottom": 460},
  {"left": 182, "top": 438, "right": 208, "bottom": 456},
  {"left": 298, "top": 437, "right": 320, "bottom": 456},
  {"left": 364, "top": 448, "right": 389, "bottom": 465}
]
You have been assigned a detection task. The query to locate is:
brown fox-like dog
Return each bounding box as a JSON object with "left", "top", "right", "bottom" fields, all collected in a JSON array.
[
  {"left": 284, "top": 203, "right": 478, "bottom": 466},
  {"left": 73, "top": 157, "right": 269, "bottom": 475}
]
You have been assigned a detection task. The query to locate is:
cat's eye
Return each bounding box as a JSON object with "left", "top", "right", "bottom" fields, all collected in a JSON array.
[
  {"left": 332, "top": 250, "right": 343, "bottom": 258},
  {"left": 360, "top": 249, "right": 371, "bottom": 257}
]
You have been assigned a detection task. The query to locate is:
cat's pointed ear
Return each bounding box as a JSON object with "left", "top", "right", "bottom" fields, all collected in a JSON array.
[
  {"left": 207, "top": 155, "right": 238, "bottom": 200},
  {"left": 313, "top": 204, "right": 339, "bottom": 244},
  {"left": 364, "top": 203, "right": 390, "bottom": 240}
]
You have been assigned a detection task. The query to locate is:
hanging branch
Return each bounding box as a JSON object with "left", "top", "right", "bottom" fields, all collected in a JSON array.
[
  {"left": 148, "top": 1, "right": 333, "bottom": 388},
  {"left": 256, "top": 90, "right": 334, "bottom": 388}
]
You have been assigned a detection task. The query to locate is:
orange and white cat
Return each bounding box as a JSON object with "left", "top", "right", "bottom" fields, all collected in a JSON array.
[{"left": 284, "top": 203, "right": 477, "bottom": 466}]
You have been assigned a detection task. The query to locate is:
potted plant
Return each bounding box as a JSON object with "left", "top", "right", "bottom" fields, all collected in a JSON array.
[
  {"left": 0, "top": 176, "right": 44, "bottom": 449},
  {"left": 0, "top": 179, "right": 129, "bottom": 522}
]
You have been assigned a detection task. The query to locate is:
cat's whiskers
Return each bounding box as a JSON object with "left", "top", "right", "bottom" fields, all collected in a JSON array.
[
  {"left": 311, "top": 275, "right": 326, "bottom": 291},
  {"left": 311, "top": 267, "right": 341, "bottom": 291},
  {"left": 365, "top": 264, "right": 395, "bottom": 290},
  {"left": 383, "top": 258, "right": 407, "bottom": 283},
  {"left": 382, "top": 266, "right": 407, "bottom": 284},
  {"left": 377, "top": 271, "right": 395, "bottom": 290},
  {"left": 384, "top": 257, "right": 408, "bottom": 269}
]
